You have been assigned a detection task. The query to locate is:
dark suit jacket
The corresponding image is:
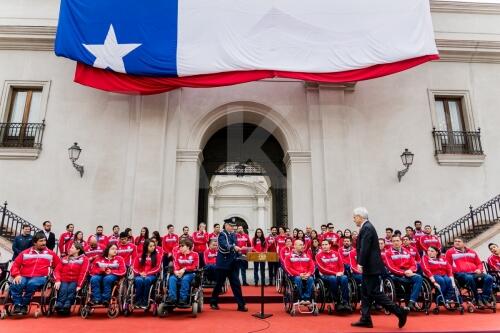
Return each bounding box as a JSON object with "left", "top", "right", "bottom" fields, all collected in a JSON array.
[
  {"left": 46, "top": 232, "right": 56, "bottom": 251},
  {"left": 356, "top": 220, "right": 384, "bottom": 275},
  {"left": 216, "top": 230, "right": 240, "bottom": 270}
]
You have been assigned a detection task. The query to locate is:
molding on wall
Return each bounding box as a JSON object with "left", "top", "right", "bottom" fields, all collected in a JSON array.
[
  {"left": 436, "top": 39, "right": 500, "bottom": 64},
  {"left": 0, "top": 25, "right": 55, "bottom": 51},
  {"left": 435, "top": 153, "right": 486, "bottom": 167},
  {"left": 430, "top": 0, "right": 500, "bottom": 15},
  {"left": 0, "top": 148, "right": 41, "bottom": 160}
]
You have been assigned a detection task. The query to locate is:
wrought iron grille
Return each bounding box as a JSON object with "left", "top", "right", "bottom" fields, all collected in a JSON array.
[
  {"left": 432, "top": 129, "right": 483, "bottom": 155},
  {"left": 0, "top": 122, "right": 45, "bottom": 149}
]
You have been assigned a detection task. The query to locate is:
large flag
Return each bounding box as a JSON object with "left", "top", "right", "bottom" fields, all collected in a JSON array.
[{"left": 55, "top": 0, "right": 439, "bottom": 95}]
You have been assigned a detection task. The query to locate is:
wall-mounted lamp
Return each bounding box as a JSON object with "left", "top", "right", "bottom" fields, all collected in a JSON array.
[
  {"left": 397, "top": 148, "right": 414, "bottom": 182},
  {"left": 68, "top": 142, "right": 84, "bottom": 177}
]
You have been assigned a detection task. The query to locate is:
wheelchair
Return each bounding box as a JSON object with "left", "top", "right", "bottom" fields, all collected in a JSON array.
[
  {"left": 275, "top": 266, "right": 285, "bottom": 294},
  {"left": 80, "top": 275, "right": 127, "bottom": 318},
  {"left": 122, "top": 267, "right": 164, "bottom": 316},
  {"left": 282, "top": 275, "right": 319, "bottom": 316},
  {"left": 201, "top": 266, "right": 228, "bottom": 294},
  {"left": 454, "top": 272, "right": 496, "bottom": 313},
  {"left": 430, "top": 278, "right": 464, "bottom": 315},
  {"left": 0, "top": 271, "right": 55, "bottom": 319},
  {"left": 157, "top": 269, "right": 204, "bottom": 318},
  {"left": 382, "top": 274, "right": 432, "bottom": 314},
  {"left": 46, "top": 279, "right": 90, "bottom": 316}
]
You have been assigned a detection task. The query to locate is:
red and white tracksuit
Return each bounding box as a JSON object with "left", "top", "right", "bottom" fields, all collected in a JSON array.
[
  {"left": 487, "top": 254, "right": 499, "bottom": 272},
  {"left": 316, "top": 250, "right": 344, "bottom": 275},
  {"left": 275, "top": 235, "right": 287, "bottom": 252},
  {"left": 208, "top": 232, "right": 220, "bottom": 244},
  {"left": 445, "top": 247, "right": 483, "bottom": 273},
  {"left": 293, "top": 238, "right": 311, "bottom": 251},
  {"left": 403, "top": 244, "right": 421, "bottom": 263},
  {"left": 54, "top": 254, "right": 89, "bottom": 288},
  {"left": 107, "top": 233, "right": 120, "bottom": 245},
  {"left": 284, "top": 251, "right": 315, "bottom": 276},
  {"left": 266, "top": 234, "right": 278, "bottom": 253},
  {"left": 134, "top": 237, "right": 147, "bottom": 255},
  {"left": 162, "top": 233, "right": 179, "bottom": 256},
  {"left": 419, "top": 234, "right": 441, "bottom": 252},
  {"left": 90, "top": 256, "right": 126, "bottom": 276},
  {"left": 58, "top": 232, "right": 74, "bottom": 255},
  {"left": 384, "top": 237, "right": 393, "bottom": 250},
  {"left": 204, "top": 248, "right": 217, "bottom": 266},
  {"left": 66, "top": 239, "right": 87, "bottom": 253},
  {"left": 421, "top": 255, "right": 453, "bottom": 279},
  {"left": 132, "top": 253, "right": 162, "bottom": 276},
  {"left": 236, "top": 233, "right": 252, "bottom": 255},
  {"left": 87, "top": 234, "right": 109, "bottom": 248},
  {"left": 414, "top": 230, "right": 425, "bottom": 251},
  {"left": 384, "top": 247, "right": 417, "bottom": 276},
  {"left": 321, "top": 232, "right": 340, "bottom": 249},
  {"left": 116, "top": 243, "right": 137, "bottom": 266},
  {"left": 173, "top": 251, "right": 199, "bottom": 272},
  {"left": 340, "top": 246, "right": 361, "bottom": 274},
  {"left": 279, "top": 246, "right": 293, "bottom": 263},
  {"left": 252, "top": 238, "right": 267, "bottom": 252},
  {"left": 11, "top": 247, "right": 61, "bottom": 278},
  {"left": 192, "top": 231, "right": 209, "bottom": 253},
  {"left": 84, "top": 244, "right": 104, "bottom": 262}
]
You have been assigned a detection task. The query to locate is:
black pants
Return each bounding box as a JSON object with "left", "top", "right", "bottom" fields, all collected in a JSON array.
[
  {"left": 268, "top": 262, "right": 279, "bottom": 284},
  {"left": 360, "top": 274, "right": 402, "bottom": 322},
  {"left": 197, "top": 252, "right": 205, "bottom": 268},
  {"left": 211, "top": 266, "right": 245, "bottom": 307}
]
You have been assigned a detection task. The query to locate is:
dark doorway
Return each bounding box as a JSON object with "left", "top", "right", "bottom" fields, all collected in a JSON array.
[{"left": 198, "top": 123, "right": 287, "bottom": 228}]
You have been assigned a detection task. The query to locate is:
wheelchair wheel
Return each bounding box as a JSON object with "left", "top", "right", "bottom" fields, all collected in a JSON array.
[
  {"left": 418, "top": 278, "right": 432, "bottom": 315},
  {"left": 283, "top": 278, "right": 294, "bottom": 313},
  {"left": 40, "top": 279, "right": 55, "bottom": 316},
  {"left": 276, "top": 268, "right": 283, "bottom": 293},
  {"left": 80, "top": 305, "right": 90, "bottom": 319},
  {"left": 382, "top": 278, "right": 396, "bottom": 314},
  {"left": 348, "top": 277, "right": 359, "bottom": 311},
  {"left": 314, "top": 279, "right": 326, "bottom": 313},
  {"left": 197, "top": 291, "right": 204, "bottom": 314},
  {"left": 0, "top": 279, "right": 11, "bottom": 315}
]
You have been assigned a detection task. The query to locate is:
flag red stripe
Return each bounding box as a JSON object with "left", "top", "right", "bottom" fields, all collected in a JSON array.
[{"left": 74, "top": 55, "right": 439, "bottom": 95}]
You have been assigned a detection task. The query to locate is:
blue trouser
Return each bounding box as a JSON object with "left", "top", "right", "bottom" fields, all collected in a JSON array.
[
  {"left": 292, "top": 276, "right": 314, "bottom": 301},
  {"left": 10, "top": 276, "right": 47, "bottom": 306},
  {"left": 168, "top": 273, "right": 194, "bottom": 302},
  {"left": 236, "top": 260, "right": 248, "bottom": 284},
  {"left": 392, "top": 274, "right": 423, "bottom": 302},
  {"left": 204, "top": 265, "right": 216, "bottom": 282},
  {"left": 90, "top": 274, "right": 118, "bottom": 303},
  {"left": 321, "top": 275, "right": 349, "bottom": 303},
  {"left": 254, "top": 262, "right": 265, "bottom": 284},
  {"left": 134, "top": 275, "right": 156, "bottom": 306},
  {"left": 56, "top": 281, "right": 77, "bottom": 309},
  {"left": 352, "top": 273, "right": 363, "bottom": 285},
  {"left": 455, "top": 272, "right": 494, "bottom": 302},
  {"left": 433, "top": 275, "right": 454, "bottom": 302}
]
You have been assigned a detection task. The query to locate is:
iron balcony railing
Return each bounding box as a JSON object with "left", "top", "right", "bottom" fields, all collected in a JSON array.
[
  {"left": 0, "top": 121, "right": 45, "bottom": 149},
  {"left": 0, "top": 201, "right": 41, "bottom": 242},
  {"left": 432, "top": 128, "right": 483, "bottom": 155},
  {"left": 435, "top": 194, "right": 500, "bottom": 249}
]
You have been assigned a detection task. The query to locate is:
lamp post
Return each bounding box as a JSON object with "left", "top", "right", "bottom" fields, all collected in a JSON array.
[
  {"left": 68, "top": 142, "right": 84, "bottom": 177},
  {"left": 397, "top": 148, "right": 414, "bottom": 182}
]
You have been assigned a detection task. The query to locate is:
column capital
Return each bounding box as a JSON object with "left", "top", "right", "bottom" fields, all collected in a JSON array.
[
  {"left": 176, "top": 149, "right": 203, "bottom": 164},
  {"left": 284, "top": 151, "right": 312, "bottom": 168},
  {"left": 304, "top": 81, "right": 356, "bottom": 92}
]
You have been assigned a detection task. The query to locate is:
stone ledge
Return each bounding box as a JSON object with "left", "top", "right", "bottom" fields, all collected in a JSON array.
[
  {"left": 0, "top": 148, "right": 41, "bottom": 160},
  {"left": 430, "top": 0, "right": 500, "bottom": 15},
  {"left": 435, "top": 153, "right": 485, "bottom": 166}
]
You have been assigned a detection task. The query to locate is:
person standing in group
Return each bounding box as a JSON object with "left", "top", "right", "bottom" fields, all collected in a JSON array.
[
  {"left": 252, "top": 228, "right": 267, "bottom": 286},
  {"left": 210, "top": 222, "right": 247, "bottom": 312},
  {"left": 87, "top": 225, "right": 109, "bottom": 249},
  {"left": 108, "top": 225, "right": 121, "bottom": 245},
  {"left": 235, "top": 225, "right": 251, "bottom": 286},
  {"left": 12, "top": 224, "right": 33, "bottom": 260},
  {"left": 134, "top": 227, "right": 149, "bottom": 255},
  {"left": 42, "top": 221, "right": 56, "bottom": 251},
  {"left": 58, "top": 224, "right": 74, "bottom": 257},
  {"left": 208, "top": 224, "right": 221, "bottom": 244},
  {"left": 351, "top": 207, "right": 409, "bottom": 329},
  {"left": 179, "top": 226, "right": 192, "bottom": 242},
  {"left": 192, "top": 222, "right": 209, "bottom": 267},
  {"left": 266, "top": 226, "right": 279, "bottom": 286},
  {"left": 162, "top": 224, "right": 179, "bottom": 277}
]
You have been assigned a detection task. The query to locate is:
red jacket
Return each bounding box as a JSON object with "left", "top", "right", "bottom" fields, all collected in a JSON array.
[
  {"left": 419, "top": 234, "right": 441, "bottom": 252},
  {"left": 173, "top": 251, "right": 199, "bottom": 272},
  {"left": 134, "top": 237, "right": 146, "bottom": 255},
  {"left": 132, "top": 253, "right": 161, "bottom": 276},
  {"left": 252, "top": 238, "right": 267, "bottom": 253},
  {"left": 192, "top": 231, "right": 209, "bottom": 253},
  {"left": 107, "top": 234, "right": 120, "bottom": 245},
  {"left": 87, "top": 234, "right": 109, "bottom": 248},
  {"left": 445, "top": 247, "right": 483, "bottom": 273},
  {"left": 236, "top": 233, "right": 252, "bottom": 255},
  {"left": 275, "top": 235, "right": 287, "bottom": 252},
  {"left": 487, "top": 254, "right": 500, "bottom": 272},
  {"left": 279, "top": 246, "right": 293, "bottom": 263},
  {"left": 204, "top": 248, "right": 217, "bottom": 265},
  {"left": 90, "top": 256, "right": 126, "bottom": 276},
  {"left": 84, "top": 244, "right": 104, "bottom": 262},
  {"left": 208, "top": 232, "right": 220, "bottom": 244},
  {"left": 414, "top": 230, "right": 425, "bottom": 251},
  {"left": 58, "top": 232, "right": 74, "bottom": 255},
  {"left": 384, "top": 237, "right": 393, "bottom": 250},
  {"left": 266, "top": 234, "right": 278, "bottom": 252},
  {"left": 54, "top": 254, "right": 89, "bottom": 288},
  {"left": 11, "top": 247, "right": 61, "bottom": 278},
  {"left": 384, "top": 247, "right": 417, "bottom": 276},
  {"left": 284, "top": 251, "right": 315, "bottom": 276},
  {"left": 322, "top": 232, "right": 340, "bottom": 249},
  {"left": 421, "top": 255, "right": 452, "bottom": 278},
  {"left": 340, "top": 246, "right": 361, "bottom": 274},
  {"left": 162, "top": 233, "right": 179, "bottom": 255},
  {"left": 66, "top": 239, "right": 87, "bottom": 253},
  {"left": 316, "top": 250, "right": 344, "bottom": 275},
  {"left": 116, "top": 242, "right": 137, "bottom": 266},
  {"left": 403, "top": 244, "right": 421, "bottom": 263}
]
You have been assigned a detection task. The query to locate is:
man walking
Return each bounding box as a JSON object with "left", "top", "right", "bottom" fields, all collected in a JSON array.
[{"left": 351, "top": 207, "right": 409, "bottom": 328}]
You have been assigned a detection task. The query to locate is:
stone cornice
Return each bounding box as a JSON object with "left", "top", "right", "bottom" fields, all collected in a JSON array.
[
  {"left": 436, "top": 38, "right": 500, "bottom": 64},
  {"left": 0, "top": 25, "right": 55, "bottom": 51},
  {"left": 176, "top": 149, "right": 203, "bottom": 163},
  {"left": 305, "top": 82, "right": 356, "bottom": 92},
  {"left": 430, "top": 0, "right": 500, "bottom": 15}
]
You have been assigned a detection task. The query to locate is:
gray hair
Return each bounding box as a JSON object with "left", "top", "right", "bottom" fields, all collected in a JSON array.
[{"left": 353, "top": 207, "right": 369, "bottom": 220}]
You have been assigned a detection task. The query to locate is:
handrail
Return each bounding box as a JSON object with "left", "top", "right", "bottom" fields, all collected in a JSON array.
[{"left": 0, "top": 201, "right": 41, "bottom": 241}]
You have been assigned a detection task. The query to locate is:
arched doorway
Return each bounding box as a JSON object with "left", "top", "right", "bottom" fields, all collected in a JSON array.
[{"left": 198, "top": 123, "right": 287, "bottom": 231}]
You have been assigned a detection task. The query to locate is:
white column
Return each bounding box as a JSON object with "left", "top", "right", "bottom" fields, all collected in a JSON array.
[
  {"left": 256, "top": 195, "right": 266, "bottom": 231},
  {"left": 207, "top": 194, "right": 215, "bottom": 232},
  {"left": 173, "top": 149, "right": 203, "bottom": 231}
]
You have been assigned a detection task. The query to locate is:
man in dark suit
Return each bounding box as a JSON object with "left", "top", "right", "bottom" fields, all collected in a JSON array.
[
  {"left": 351, "top": 207, "right": 409, "bottom": 328},
  {"left": 42, "top": 221, "right": 56, "bottom": 251},
  {"left": 210, "top": 222, "right": 247, "bottom": 312}
]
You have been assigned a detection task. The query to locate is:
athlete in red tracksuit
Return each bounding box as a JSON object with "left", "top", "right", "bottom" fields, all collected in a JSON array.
[
  {"left": 419, "top": 233, "right": 441, "bottom": 252},
  {"left": 204, "top": 240, "right": 218, "bottom": 281},
  {"left": 162, "top": 226, "right": 179, "bottom": 276},
  {"left": 384, "top": 236, "right": 423, "bottom": 309},
  {"left": 87, "top": 226, "right": 109, "bottom": 249},
  {"left": 445, "top": 238, "right": 494, "bottom": 305},
  {"left": 316, "top": 240, "right": 350, "bottom": 309},
  {"left": 167, "top": 239, "right": 199, "bottom": 305},
  {"left": 132, "top": 239, "right": 162, "bottom": 307},
  {"left": 54, "top": 242, "right": 89, "bottom": 314},
  {"left": 58, "top": 224, "right": 74, "bottom": 256},
  {"left": 236, "top": 227, "right": 252, "bottom": 285},
  {"left": 116, "top": 234, "right": 137, "bottom": 267},
  {"left": 279, "top": 238, "right": 294, "bottom": 265},
  {"left": 340, "top": 238, "right": 362, "bottom": 284},
  {"left": 487, "top": 243, "right": 499, "bottom": 272},
  {"left": 252, "top": 230, "right": 267, "bottom": 286},
  {"left": 10, "top": 233, "right": 61, "bottom": 314},
  {"left": 322, "top": 230, "right": 340, "bottom": 250},
  {"left": 284, "top": 240, "right": 315, "bottom": 303},
  {"left": 192, "top": 223, "right": 209, "bottom": 267},
  {"left": 421, "top": 246, "right": 454, "bottom": 304},
  {"left": 89, "top": 244, "right": 126, "bottom": 305},
  {"left": 266, "top": 227, "right": 280, "bottom": 285},
  {"left": 84, "top": 240, "right": 104, "bottom": 263}
]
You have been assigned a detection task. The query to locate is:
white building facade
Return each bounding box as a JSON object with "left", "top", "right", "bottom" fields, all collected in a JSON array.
[{"left": 0, "top": 1, "right": 499, "bottom": 241}]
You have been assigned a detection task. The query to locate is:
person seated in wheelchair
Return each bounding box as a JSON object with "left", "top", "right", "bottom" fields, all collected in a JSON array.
[
  {"left": 279, "top": 238, "right": 294, "bottom": 264},
  {"left": 166, "top": 239, "right": 199, "bottom": 306},
  {"left": 487, "top": 243, "right": 499, "bottom": 273},
  {"left": 384, "top": 235, "right": 423, "bottom": 311},
  {"left": 84, "top": 236, "right": 104, "bottom": 263},
  {"left": 9, "top": 231, "right": 61, "bottom": 315},
  {"left": 54, "top": 242, "right": 89, "bottom": 315},
  {"left": 117, "top": 232, "right": 137, "bottom": 267},
  {"left": 316, "top": 239, "right": 351, "bottom": 311},
  {"left": 88, "top": 243, "right": 126, "bottom": 307},
  {"left": 284, "top": 239, "right": 315, "bottom": 305},
  {"left": 421, "top": 246, "right": 455, "bottom": 305},
  {"left": 445, "top": 237, "right": 494, "bottom": 307},
  {"left": 132, "top": 239, "right": 161, "bottom": 309},
  {"left": 203, "top": 240, "right": 218, "bottom": 282},
  {"left": 340, "top": 237, "right": 362, "bottom": 285}
]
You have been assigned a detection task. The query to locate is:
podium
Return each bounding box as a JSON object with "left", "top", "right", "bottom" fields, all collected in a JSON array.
[{"left": 247, "top": 252, "right": 279, "bottom": 319}]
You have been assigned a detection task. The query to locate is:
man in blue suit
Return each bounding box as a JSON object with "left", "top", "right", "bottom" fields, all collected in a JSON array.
[{"left": 210, "top": 222, "right": 248, "bottom": 311}]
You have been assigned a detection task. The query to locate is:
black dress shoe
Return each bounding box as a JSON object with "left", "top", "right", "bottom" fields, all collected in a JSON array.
[
  {"left": 210, "top": 303, "right": 220, "bottom": 310},
  {"left": 237, "top": 305, "right": 248, "bottom": 312},
  {"left": 398, "top": 307, "right": 410, "bottom": 328},
  {"left": 351, "top": 321, "right": 374, "bottom": 328}
]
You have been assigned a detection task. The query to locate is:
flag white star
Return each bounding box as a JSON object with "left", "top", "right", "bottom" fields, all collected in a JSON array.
[{"left": 83, "top": 25, "right": 141, "bottom": 73}]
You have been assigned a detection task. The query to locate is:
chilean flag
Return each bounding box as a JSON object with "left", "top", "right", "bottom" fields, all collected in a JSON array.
[{"left": 55, "top": 0, "right": 439, "bottom": 95}]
